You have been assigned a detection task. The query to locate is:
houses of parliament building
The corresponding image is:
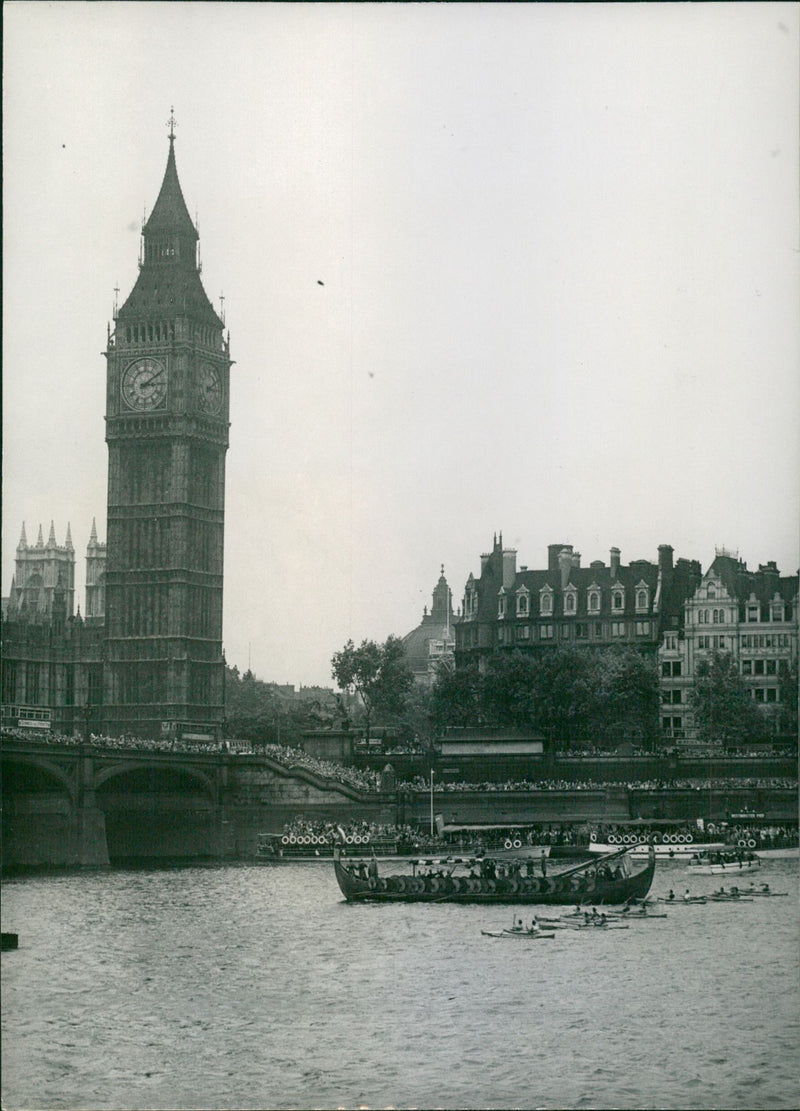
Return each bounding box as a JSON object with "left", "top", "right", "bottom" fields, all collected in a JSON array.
[{"left": 2, "top": 121, "right": 230, "bottom": 740}]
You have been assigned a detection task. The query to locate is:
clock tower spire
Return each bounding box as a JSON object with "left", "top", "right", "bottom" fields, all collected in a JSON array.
[{"left": 103, "top": 120, "right": 231, "bottom": 740}]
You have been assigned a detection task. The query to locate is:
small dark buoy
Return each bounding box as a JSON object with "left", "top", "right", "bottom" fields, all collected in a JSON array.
[
  {"left": 1, "top": 933, "right": 19, "bottom": 951},
  {"left": 317, "top": 280, "right": 324, "bottom": 285}
]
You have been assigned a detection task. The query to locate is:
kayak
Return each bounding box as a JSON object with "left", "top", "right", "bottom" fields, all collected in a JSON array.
[{"left": 481, "top": 928, "right": 555, "bottom": 939}]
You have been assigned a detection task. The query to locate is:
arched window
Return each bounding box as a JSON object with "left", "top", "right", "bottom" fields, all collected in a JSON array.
[
  {"left": 517, "top": 592, "right": 529, "bottom": 617},
  {"left": 541, "top": 593, "right": 553, "bottom": 616},
  {"left": 612, "top": 591, "right": 623, "bottom": 611},
  {"left": 588, "top": 591, "right": 600, "bottom": 613},
  {"left": 707, "top": 582, "right": 716, "bottom": 598},
  {"left": 637, "top": 590, "right": 647, "bottom": 610},
  {"left": 564, "top": 593, "right": 576, "bottom": 613}
]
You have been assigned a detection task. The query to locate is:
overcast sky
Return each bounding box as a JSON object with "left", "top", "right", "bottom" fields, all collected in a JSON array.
[{"left": 3, "top": 2, "right": 799, "bottom": 688}]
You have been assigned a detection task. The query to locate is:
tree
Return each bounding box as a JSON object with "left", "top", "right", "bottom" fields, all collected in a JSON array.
[
  {"left": 690, "top": 651, "right": 763, "bottom": 744},
  {"left": 430, "top": 660, "right": 482, "bottom": 730},
  {"left": 777, "top": 658, "right": 798, "bottom": 740},
  {"left": 331, "top": 636, "right": 413, "bottom": 739},
  {"left": 591, "top": 646, "right": 660, "bottom": 749}
]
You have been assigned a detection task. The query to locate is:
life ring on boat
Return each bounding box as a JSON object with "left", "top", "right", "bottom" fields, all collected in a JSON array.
[
  {"left": 685, "top": 834, "right": 693, "bottom": 843},
  {"left": 590, "top": 832, "right": 597, "bottom": 842},
  {"left": 653, "top": 833, "right": 661, "bottom": 844},
  {"left": 395, "top": 877, "right": 406, "bottom": 892},
  {"left": 413, "top": 878, "right": 426, "bottom": 894},
  {"left": 450, "top": 878, "right": 462, "bottom": 894},
  {"left": 281, "top": 836, "right": 289, "bottom": 845},
  {"left": 527, "top": 878, "right": 540, "bottom": 894},
  {"left": 738, "top": 839, "right": 747, "bottom": 847},
  {"left": 504, "top": 839, "right": 513, "bottom": 850},
  {"left": 706, "top": 823, "right": 716, "bottom": 835},
  {"left": 288, "top": 834, "right": 297, "bottom": 844},
  {"left": 484, "top": 880, "right": 497, "bottom": 893},
  {"left": 539, "top": 879, "right": 552, "bottom": 895},
  {"left": 677, "top": 834, "right": 687, "bottom": 844},
  {"left": 570, "top": 876, "right": 582, "bottom": 892},
  {"left": 513, "top": 840, "right": 522, "bottom": 849},
  {"left": 368, "top": 877, "right": 377, "bottom": 890},
  {"left": 622, "top": 835, "right": 632, "bottom": 844},
  {"left": 378, "top": 879, "right": 388, "bottom": 892},
  {"left": 748, "top": 839, "right": 756, "bottom": 849},
  {"left": 507, "top": 879, "right": 519, "bottom": 894},
  {"left": 469, "top": 878, "right": 482, "bottom": 893},
  {"left": 608, "top": 834, "right": 618, "bottom": 845},
  {"left": 430, "top": 878, "right": 441, "bottom": 893}
]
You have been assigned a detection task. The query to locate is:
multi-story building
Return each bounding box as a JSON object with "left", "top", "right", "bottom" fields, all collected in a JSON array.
[
  {"left": 660, "top": 549, "right": 798, "bottom": 742},
  {"left": 455, "top": 534, "right": 700, "bottom": 668},
  {"left": 402, "top": 566, "right": 459, "bottom": 686},
  {"left": 2, "top": 521, "right": 107, "bottom": 736}
]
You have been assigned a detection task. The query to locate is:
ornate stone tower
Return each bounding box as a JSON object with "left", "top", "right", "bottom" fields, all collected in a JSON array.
[
  {"left": 6, "top": 521, "right": 75, "bottom": 622},
  {"left": 84, "top": 518, "right": 106, "bottom": 621},
  {"left": 103, "top": 115, "right": 230, "bottom": 738}
]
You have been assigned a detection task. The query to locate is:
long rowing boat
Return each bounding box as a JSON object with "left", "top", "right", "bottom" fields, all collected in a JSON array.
[{"left": 333, "top": 844, "right": 656, "bottom": 906}]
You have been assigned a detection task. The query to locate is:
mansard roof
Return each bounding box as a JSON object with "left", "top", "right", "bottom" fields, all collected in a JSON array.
[{"left": 708, "top": 554, "right": 798, "bottom": 606}]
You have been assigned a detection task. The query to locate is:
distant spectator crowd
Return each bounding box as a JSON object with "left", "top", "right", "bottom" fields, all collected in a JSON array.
[{"left": 397, "top": 775, "right": 797, "bottom": 793}]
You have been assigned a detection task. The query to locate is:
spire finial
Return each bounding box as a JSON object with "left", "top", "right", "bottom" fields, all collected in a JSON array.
[{"left": 167, "top": 106, "right": 177, "bottom": 143}]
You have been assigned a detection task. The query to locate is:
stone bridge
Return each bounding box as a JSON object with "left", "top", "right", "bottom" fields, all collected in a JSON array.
[
  {"left": 1, "top": 739, "right": 392, "bottom": 868},
  {"left": 2, "top": 739, "right": 795, "bottom": 868}
]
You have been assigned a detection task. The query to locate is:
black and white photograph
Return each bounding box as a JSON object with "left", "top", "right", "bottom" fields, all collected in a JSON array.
[{"left": 2, "top": 3, "right": 798, "bottom": 1109}]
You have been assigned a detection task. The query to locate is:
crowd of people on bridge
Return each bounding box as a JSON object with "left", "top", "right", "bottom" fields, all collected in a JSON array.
[
  {"left": 396, "top": 774, "right": 797, "bottom": 794},
  {"left": 3, "top": 727, "right": 795, "bottom": 799}
]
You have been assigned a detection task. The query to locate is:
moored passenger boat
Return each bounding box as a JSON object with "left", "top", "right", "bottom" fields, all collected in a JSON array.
[
  {"left": 687, "top": 849, "right": 761, "bottom": 875},
  {"left": 333, "top": 844, "right": 656, "bottom": 906}
]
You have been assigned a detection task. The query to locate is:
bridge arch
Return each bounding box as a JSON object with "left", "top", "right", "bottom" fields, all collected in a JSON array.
[
  {"left": 1, "top": 753, "right": 76, "bottom": 802},
  {"left": 93, "top": 760, "right": 217, "bottom": 802}
]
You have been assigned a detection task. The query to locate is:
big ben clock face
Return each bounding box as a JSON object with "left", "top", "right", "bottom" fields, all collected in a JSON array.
[
  {"left": 198, "top": 363, "right": 223, "bottom": 415},
  {"left": 122, "top": 358, "right": 168, "bottom": 411}
]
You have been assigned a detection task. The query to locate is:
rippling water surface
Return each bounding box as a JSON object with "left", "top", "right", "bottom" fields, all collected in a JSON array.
[{"left": 2, "top": 860, "right": 798, "bottom": 1110}]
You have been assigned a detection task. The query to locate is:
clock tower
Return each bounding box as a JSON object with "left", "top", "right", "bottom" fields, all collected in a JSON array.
[{"left": 103, "top": 118, "right": 230, "bottom": 738}]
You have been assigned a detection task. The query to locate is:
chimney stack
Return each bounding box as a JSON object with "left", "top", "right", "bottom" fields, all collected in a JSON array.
[
  {"left": 610, "top": 547, "right": 621, "bottom": 579},
  {"left": 502, "top": 549, "right": 517, "bottom": 589},
  {"left": 549, "top": 543, "right": 572, "bottom": 572},
  {"left": 558, "top": 547, "right": 574, "bottom": 589}
]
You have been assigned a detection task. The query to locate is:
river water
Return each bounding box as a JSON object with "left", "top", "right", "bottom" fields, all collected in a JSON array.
[{"left": 2, "top": 859, "right": 798, "bottom": 1111}]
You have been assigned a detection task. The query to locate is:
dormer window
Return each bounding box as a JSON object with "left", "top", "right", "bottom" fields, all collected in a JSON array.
[
  {"left": 611, "top": 589, "right": 625, "bottom": 613},
  {"left": 564, "top": 590, "right": 576, "bottom": 614},
  {"left": 516, "top": 587, "right": 530, "bottom": 617},
  {"left": 771, "top": 602, "right": 784, "bottom": 622},
  {"left": 588, "top": 590, "right": 600, "bottom": 613},
  {"left": 635, "top": 583, "right": 649, "bottom": 613},
  {"left": 707, "top": 581, "right": 716, "bottom": 598},
  {"left": 540, "top": 587, "right": 553, "bottom": 616},
  {"left": 498, "top": 590, "right": 507, "bottom": 619}
]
